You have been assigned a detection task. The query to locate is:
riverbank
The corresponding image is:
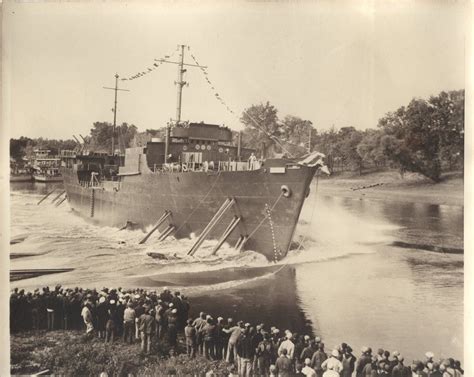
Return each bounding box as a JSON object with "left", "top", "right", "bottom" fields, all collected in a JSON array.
[
  {"left": 316, "top": 170, "right": 463, "bottom": 206},
  {"left": 11, "top": 330, "right": 228, "bottom": 376}
]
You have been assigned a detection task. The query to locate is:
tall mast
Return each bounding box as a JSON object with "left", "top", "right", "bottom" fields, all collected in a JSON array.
[
  {"left": 175, "top": 44, "right": 186, "bottom": 124},
  {"left": 103, "top": 74, "right": 130, "bottom": 155},
  {"left": 112, "top": 74, "right": 118, "bottom": 154},
  {"left": 157, "top": 45, "right": 207, "bottom": 164}
]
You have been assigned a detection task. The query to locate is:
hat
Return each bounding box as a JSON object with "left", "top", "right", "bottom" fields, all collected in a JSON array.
[
  {"left": 332, "top": 350, "right": 339, "bottom": 357},
  {"left": 206, "top": 314, "right": 212, "bottom": 319},
  {"left": 110, "top": 300, "right": 116, "bottom": 304},
  {"left": 425, "top": 351, "right": 434, "bottom": 359},
  {"left": 99, "top": 297, "right": 106, "bottom": 303},
  {"left": 245, "top": 322, "right": 250, "bottom": 327},
  {"left": 361, "top": 346, "right": 369, "bottom": 353},
  {"left": 304, "top": 335, "right": 311, "bottom": 340},
  {"left": 256, "top": 325, "right": 262, "bottom": 331},
  {"left": 315, "top": 336, "right": 321, "bottom": 343},
  {"left": 169, "top": 303, "right": 174, "bottom": 307},
  {"left": 273, "top": 329, "right": 280, "bottom": 334},
  {"left": 398, "top": 355, "right": 404, "bottom": 362},
  {"left": 392, "top": 351, "right": 400, "bottom": 357},
  {"left": 217, "top": 316, "right": 223, "bottom": 321},
  {"left": 171, "top": 309, "right": 177, "bottom": 313}
]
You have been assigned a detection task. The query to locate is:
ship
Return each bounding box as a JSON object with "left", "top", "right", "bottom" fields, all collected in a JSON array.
[
  {"left": 61, "top": 46, "right": 328, "bottom": 262},
  {"left": 32, "top": 149, "right": 63, "bottom": 183}
]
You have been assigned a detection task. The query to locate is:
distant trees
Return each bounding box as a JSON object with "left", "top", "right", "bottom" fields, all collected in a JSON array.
[
  {"left": 89, "top": 122, "right": 138, "bottom": 152},
  {"left": 241, "top": 89, "right": 464, "bottom": 181},
  {"left": 240, "top": 102, "right": 315, "bottom": 157},
  {"left": 9, "top": 136, "right": 76, "bottom": 163},
  {"left": 376, "top": 90, "right": 464, "bottom": 181}
]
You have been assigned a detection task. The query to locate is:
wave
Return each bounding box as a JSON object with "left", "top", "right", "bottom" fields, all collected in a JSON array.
[{"left": 10, "top": 188, "right": 399, "bottom": 290}]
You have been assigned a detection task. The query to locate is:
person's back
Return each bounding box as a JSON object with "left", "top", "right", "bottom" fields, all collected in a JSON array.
[
  {"left": 311, "top": 348, "right": 328, "bottom": 373},
  {"left": 275, "top": 354, "right": 293, "bottom": 377},
  {"left": 139, "top": 312, "right": 154, "bottom": 334}
]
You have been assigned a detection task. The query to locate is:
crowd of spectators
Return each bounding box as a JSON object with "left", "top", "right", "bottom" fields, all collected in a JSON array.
[{"left": 10, "top": 286, "right": 464, "bottom": 377}]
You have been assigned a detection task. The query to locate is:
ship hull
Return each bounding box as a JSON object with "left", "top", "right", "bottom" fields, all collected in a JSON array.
[
  {"left": 10, "top": 174, "right": 33, "bottom": 182},
  {"left": 62, "top": 163, "right": 314, "bottom": 261},
  {"left": 34, "top": 175, "right": 63, "bottom": 183}
]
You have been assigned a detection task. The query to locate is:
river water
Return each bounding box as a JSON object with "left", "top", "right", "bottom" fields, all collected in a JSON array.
[{"left": 9, "top": 181, "right": 463, "bottom": 363}]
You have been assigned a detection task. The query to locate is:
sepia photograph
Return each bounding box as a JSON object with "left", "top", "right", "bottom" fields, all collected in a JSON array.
[{"left": 1, "top": 1, "right": 471, "bottom": 376}]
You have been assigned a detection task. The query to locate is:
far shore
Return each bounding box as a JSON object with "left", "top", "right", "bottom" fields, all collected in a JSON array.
[{"left": 314, "top": 170, "right": 464, "bottom": 207}]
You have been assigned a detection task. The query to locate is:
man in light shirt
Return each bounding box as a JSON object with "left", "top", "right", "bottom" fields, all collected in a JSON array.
[
  {"left": 321, "top": 349, "right": 344, "bottom": 375},
  {"left": 302, "top": 358, "right": 317, "bottom": 377},
  {"left": 278, "top": 330, "right": 295, "bottom": 359}
]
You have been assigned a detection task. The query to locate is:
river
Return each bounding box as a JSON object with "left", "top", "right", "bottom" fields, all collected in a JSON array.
[{"left": 9, "top": 181, "right": 464, "bottom": 363}]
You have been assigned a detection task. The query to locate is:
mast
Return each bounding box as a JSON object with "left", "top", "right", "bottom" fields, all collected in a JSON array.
[
  {"left": 103, "top": 74, "right": 130, "bottom": 155},
  {"left": 175, "top": 44, "right": 186, "bottom": 123},
  {"left": 112, "top": 74, "right": 118, "bottom": 154},
  {"left": 157, "top": 45, "right": 207, "bottom": 164}
]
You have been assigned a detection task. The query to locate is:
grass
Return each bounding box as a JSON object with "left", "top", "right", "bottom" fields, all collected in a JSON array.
[{"left": 11, "top": 330, "right": 230, "bottom": 376}]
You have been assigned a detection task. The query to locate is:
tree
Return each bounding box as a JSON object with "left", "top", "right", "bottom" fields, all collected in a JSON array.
[
  {"left": 89, "top": 122, "right": 138, "bottom": 153},
  {"left": 375, "top": 90, "right": 464, "bottom": 181},
  {"left": 10, "top": 137, "right": 32, "bottom": 161},
  {"left": 356, "top": 129, "right": 387, "bottom": 168},
  {"left": 240, "top": 102, "right": 280, "bottom": 157}
]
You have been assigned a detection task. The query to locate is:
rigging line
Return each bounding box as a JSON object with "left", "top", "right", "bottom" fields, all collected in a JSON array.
[
  {"left": 121, "top": 50, "right": 176, "bottom": 81},
  {"left": 189, "top": 52, "right": 296, "bottom": 158},
  {"left": 173, "top": 172, "right": 222, "bottom": 236}
]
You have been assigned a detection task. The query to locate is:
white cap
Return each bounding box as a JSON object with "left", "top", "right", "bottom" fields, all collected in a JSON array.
[
  {"left": 172, "top": 309, "right": 177, "bottom": 313},
  {"left": 110, "top": 300, "right": 116, "bottom": 304},
  {"left": 425, "top": 352, "right": 434, "bottom": 359}
]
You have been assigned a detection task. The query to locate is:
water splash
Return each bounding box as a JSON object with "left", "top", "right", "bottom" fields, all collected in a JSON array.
[{"left": 10, "top": 188, "right": 398, "bottom": 290}]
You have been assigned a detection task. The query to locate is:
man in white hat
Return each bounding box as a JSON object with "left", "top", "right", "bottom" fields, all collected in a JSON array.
[
  {"left": 278, "top": 330, "right": 295, "bottom": 360},
  {"left": 302, "top": 357, "right": 317, "bottom": 377},
  {"left": 321, "top": 349, "right": 343, "bottom": 376}
]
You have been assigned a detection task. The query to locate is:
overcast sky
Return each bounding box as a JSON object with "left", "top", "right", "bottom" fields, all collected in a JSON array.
[{"left": 3, "top": 1, "right": 467, "bottom": 139}]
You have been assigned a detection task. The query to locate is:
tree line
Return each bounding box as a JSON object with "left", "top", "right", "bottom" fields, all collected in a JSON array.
[
  {"left": 240, "top": 89, "right": 464, "bottom": 182},
  {"left": 10, "top": 89, "right": 463, "bottom": 182}
]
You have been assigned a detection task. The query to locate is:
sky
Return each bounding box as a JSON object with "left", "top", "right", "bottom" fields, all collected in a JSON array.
[{"left": 3, "top": 1, "right": 468, "bottom": 139}]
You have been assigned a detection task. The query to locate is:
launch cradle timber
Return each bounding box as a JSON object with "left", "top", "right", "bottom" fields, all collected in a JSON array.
[{"left": 61, "top": 45, "right": 327, "bottom": 261}]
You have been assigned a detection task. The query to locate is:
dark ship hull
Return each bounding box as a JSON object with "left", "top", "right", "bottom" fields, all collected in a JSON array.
[{"left": 62, "top": 150, "right": 316, "bottom": 261}]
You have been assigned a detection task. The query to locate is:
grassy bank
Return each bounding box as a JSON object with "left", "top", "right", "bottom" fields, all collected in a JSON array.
[
  {"left": 11, "top": 330, "right": 229, "bottom": 376},
  {"left": 316, "top": 170, "right": 463, "bottom": 206}
]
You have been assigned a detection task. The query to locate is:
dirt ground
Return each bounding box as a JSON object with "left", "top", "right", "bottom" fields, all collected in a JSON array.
[{"left": 314, "top": 170, "right": 464, "bottom": 206}]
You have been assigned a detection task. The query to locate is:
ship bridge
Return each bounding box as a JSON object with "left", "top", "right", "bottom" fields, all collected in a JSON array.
[{"left": 144, "top": 122, "right": 256, "bottom": 172}]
